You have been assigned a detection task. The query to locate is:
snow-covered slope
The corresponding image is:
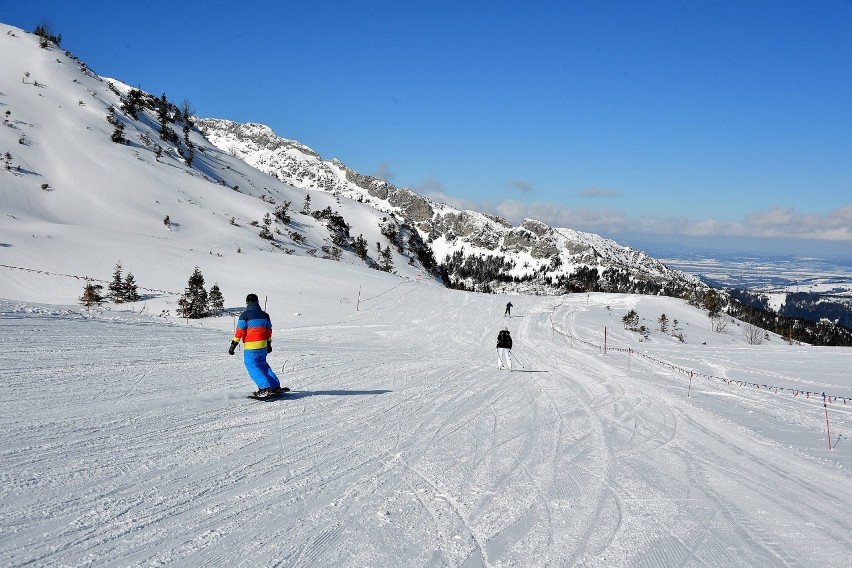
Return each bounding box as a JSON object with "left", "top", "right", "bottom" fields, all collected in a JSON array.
[
  {"left": 2, "top": 286, "right": 851, "bottom": 566},
  {"left": 0, "top": 24, "right": 437, "bottom": 308}
]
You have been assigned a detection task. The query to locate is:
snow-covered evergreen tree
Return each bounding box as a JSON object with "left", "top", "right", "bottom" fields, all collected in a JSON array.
[
  {"left": 108, "top": 262, "right": 124, "bottom": 303},
  {"left": 123, "top": 272, "right": 140, "bottom": 302},
  {"left": 208, "top": 283, "right": 224, "bottom": 315},
  {"left": 177, "top": 267, "right": 209, "bottom": 319}
]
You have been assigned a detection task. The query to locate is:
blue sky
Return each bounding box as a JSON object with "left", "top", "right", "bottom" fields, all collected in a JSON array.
[{"left": 3, "top": 0, "right": 851, "bottom": 256}]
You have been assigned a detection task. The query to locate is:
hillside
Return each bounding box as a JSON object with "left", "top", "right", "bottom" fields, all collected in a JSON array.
[{"left": 0, "top": 23, "right": 438, "bottom": 308}]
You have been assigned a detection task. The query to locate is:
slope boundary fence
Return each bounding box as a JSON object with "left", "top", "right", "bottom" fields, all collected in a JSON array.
[
  {"left": 545, "top": 299, "right": 849, "bottom": 450},
  {"left": 0, "top": 263, "right": 182, "bottom": 296}
]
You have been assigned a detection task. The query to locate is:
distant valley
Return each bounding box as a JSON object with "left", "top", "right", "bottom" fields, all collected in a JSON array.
[{"left": 645, "top": 248, "right": 852, "bottom": 327}]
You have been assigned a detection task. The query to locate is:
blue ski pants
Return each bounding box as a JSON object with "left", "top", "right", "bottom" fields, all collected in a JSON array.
[{"left": 243, "top": 349, "right": 280, "bottom": 389}]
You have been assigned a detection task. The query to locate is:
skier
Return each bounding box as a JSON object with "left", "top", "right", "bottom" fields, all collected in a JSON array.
[
  {"left": 496, "top": 327, "right": 513, "bottom": 370},
  {"left": 505, "top": 301, "right": 513, "bottom": 317},
  {"left": 229, "top": 293, "right": 282, "bottom": 398}
]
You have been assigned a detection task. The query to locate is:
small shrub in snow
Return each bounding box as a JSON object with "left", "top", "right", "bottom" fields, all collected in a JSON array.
[{"left": 622, "top": 309, "right": 639, "bottom": 331}]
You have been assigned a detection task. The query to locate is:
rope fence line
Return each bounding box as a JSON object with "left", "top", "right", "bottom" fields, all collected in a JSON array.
[
  {"left": 358, "top": 279, "right": 414, "bottom": 303},
  {"left": 0, "top": 263, "right": 182, "bottom": 296},
  {"left": 546, "top": 300, "right": 848, "bottom": 450},
  {"left": 550, "top": 318, "right": 849, "bottom": 450},
  {"left": 549, "top": 322, "right": 850, "bottom": 405},
  {"left": 545, "top": 299, "right": 849, "bottom": 405}
]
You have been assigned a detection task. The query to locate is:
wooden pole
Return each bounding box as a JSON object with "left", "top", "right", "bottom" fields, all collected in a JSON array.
[
  {"left": 357, "top": 285, "right": 361, "bottom": 312},
  {"left": 688, "top": 371, "right": 693, "bottom": 398}
]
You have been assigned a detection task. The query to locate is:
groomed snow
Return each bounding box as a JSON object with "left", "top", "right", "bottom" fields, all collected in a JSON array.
[{"left": 1, "top": 280, "right": 850, "bottom": 567}]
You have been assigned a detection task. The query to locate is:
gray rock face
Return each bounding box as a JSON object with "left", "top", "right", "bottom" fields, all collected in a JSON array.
[{"left": 388, "top": 189, "right": 433, "bottom": 223}]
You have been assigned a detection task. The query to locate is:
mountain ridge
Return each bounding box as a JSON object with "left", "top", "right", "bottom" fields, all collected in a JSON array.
[{"left": 196, "top": 116, "right": 706, "bottom": 297}]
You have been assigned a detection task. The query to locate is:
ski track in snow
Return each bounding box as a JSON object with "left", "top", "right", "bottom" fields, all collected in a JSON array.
[{"left": 1, "top": 290, "right": 851, "bottom": 567}]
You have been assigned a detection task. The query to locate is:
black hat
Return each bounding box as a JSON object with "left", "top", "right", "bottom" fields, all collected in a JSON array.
[{"left": 246, "top": 293, "right": 259, "bottom": 304}]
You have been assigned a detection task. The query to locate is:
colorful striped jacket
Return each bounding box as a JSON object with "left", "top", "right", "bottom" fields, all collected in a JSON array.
[{"left": 233, "top": 303, "right": 273, "bottom": 351}]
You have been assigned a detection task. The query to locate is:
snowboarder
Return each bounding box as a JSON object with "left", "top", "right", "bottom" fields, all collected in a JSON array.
[
  {"left": 229, "top": 293, "right": 282, "bottom": 398},
  {"left": 505, "top": 302, "right": 513, "bottom": 317},
  {"left": 496, "top": 327, "right": 513, "bottom": 370}
]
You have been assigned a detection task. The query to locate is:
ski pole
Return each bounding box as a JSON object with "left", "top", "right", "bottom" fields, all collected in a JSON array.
[{"left": 509, "top": 350, "right": 525, "bottom": 369}]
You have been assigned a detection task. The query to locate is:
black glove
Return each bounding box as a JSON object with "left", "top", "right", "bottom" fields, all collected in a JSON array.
[
  {"left": 267, "top": 341, "right": 272, "bottom": 354},
  {"left": 228, "top": 340, "right": 238, "bottom": 355}
]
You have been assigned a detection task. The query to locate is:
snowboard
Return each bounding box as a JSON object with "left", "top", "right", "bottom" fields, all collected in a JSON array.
[{"left": 247, "top": 387, "right": 291, "bottom": 401}]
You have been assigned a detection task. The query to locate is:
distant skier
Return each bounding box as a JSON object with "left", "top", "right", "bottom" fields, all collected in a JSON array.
[
  {"left": 496, "top": 327, "right": 513, "bottom": 370},
  {"left": 229, "top": 293, "right": 282, "bottom": 398},
  {"left": 505, "top": 302, "right": 513, "bottom": 317}
]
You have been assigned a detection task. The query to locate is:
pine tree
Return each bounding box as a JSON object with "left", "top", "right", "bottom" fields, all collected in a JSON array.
[
  {"left": 274, "top": 201, "right": 291, "bottom": 224},
  {"left": 120, "top": 88, "right": 144, "bottom": 120},
  {"left": 108, "top": 262, "right": 124, "bottom": 302},
  {"left": 380, "top": 245, "right": 394, "bottom": 272},
  {"left": 301, "top": 194, "right": 311, "bottom": 215},
  {"left": 123, "top": 272, "right": 140, "bottom": 302},
  {"left": 34, "top": 22, "right": 61, "bottom": 47},
  {"left": 208, "top": 283, "right": 225, "bottom": 315},
  {"left": 111, "top": 123, "right": 126, "bottom": 144},
  {"left": 177, "top": 266, "right": 209, "bottom": 319},
  {"left": 658, "top": 313, "right": 669, "bottom": 334},
  {"left": 622, "top": 309, "right": 639, "bottom": 331},
  {"left": 80, "top": 282, "right": 104, "bottom": 306},
  {"left": 158, "top": 93, "right": 171, "bottom": 141},
  {"left": 185, "top": 141, "right": 194, "bottom": 166},
  {"left": 259, "top": 213, "right": 274, "bottom": 240},
  {"left": 353, "top": 234, "right": 368, "bottom": 260},
  {"left": 106, "top": 106, "right": 119, "bottom": 126}
]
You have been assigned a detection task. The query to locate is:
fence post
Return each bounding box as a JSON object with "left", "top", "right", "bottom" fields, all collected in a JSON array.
[
  {"left": 824, "top": 393, "right": 833, "bottom": 450},
  {"left": 688, "top": 371, "right": 693, "bottom": 398}
]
